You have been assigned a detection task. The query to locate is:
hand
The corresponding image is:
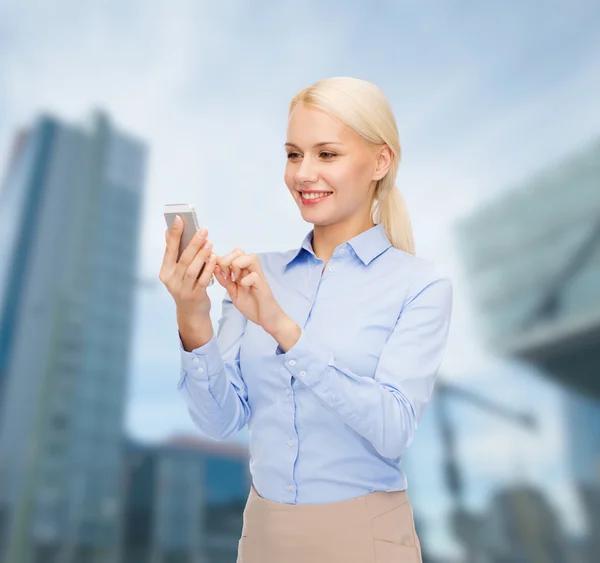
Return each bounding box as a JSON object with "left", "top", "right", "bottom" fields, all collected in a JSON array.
[
  {"left": 214, "top": 249, "right": 287, "bottom": 335},
  {"left": 158, "top": 215, "right": 217, "bottom": 321}
]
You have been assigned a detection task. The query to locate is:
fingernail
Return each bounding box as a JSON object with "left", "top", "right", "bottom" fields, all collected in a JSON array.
[
  {"left": 204, "top": 240, "right": 212, "bottom": 249},
  {"left": 174, "top": 215, "right": 182, "bottom": 226},
  {"left": 231, "top": 271, "right": 235, "bottom": 282}
]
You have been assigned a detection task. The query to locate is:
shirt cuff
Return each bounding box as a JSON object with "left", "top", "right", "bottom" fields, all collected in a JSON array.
[
  {"left": 278, "top": 328, "right": 331, "bottom": 388},
  {"left": 178, "top": 331, "right": 225, "bottom": 379}
]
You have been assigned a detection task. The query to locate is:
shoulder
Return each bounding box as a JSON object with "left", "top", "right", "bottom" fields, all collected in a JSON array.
[{"left": 384, "top": 248, "right": 453, "bottom": 305}]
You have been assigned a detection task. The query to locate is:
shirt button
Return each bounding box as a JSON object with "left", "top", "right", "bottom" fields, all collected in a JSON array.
[
  {"left": 289, "top": 360, "right": 296, "bottom": 366},
  {"left": 339, "top": 249, "right": 345, "bottom": 254},
  {"left": 328, "top": 266, "right": 334, "bottom": 272},
  {"left": 286, "top": 485, "right": 293, "bottom": 491},
  {"left": 193, "top": 357, "right": 200, "bottom": 363},
  {"left": 285, "top": 388, "right": 291, "bottom": 395},
  {"left": 287, "top": 440, "right": 293, "bottom": 447},
  {"left": 306, "top": 304, "right": 311, "bottom": 309},
  {"left": 299, "top": 371, "right": 306, "bottom": 377},
  {"left": 197, "top": 367, "right": 204, "bottom": 373}
]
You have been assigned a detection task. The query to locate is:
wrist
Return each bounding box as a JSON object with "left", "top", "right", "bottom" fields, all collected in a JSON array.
[
  {"left": 177, "top": 313, "right": 214, "bottom": 351},
  {"left": 267, "top": 315, "right": 301, "bottom": 353},
  {"left": 265, "top": 313, "right": 291, "bottom": 338}
]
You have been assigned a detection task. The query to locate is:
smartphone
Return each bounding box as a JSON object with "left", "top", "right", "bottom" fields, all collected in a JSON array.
[{"left": 163, "top": 203, "right": 202, "bottom": 263}]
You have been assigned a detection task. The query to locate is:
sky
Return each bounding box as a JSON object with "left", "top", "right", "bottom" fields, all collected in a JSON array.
[{"left": 1, "top": 0, "right": 599, "bottom": 557}]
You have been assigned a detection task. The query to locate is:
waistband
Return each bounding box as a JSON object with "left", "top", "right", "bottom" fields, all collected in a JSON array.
[{"left": 249, "top": 483, "right": 409, "bottom": 517}]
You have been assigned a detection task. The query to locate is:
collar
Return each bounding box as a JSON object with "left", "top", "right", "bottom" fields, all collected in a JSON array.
[{"left": 283, "top": 223, "right": 392, "bottom": 268}]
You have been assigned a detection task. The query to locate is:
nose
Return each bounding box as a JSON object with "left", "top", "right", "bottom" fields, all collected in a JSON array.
[{"left": 295, "top": 154, "right": 319, "bottom": 185}]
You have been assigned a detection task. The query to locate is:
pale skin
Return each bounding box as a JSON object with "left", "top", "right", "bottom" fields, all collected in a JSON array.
[{"left": 160, "top": 103, "right": 393, "bottom": 352}]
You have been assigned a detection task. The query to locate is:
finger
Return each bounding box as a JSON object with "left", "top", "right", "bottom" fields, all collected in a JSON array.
[
  {"left": 221, "top": 248, "right": 244, "bottom": 281},
  {"left": 214, "top": 262, "right": 236, "bottom": 289},
  {"left": 213, "top": 264, "right": 227, "bottom": 287},
  {"left": 231, "top": 260, "right": 243, "bottom": 285},
  {"left": 215, "top": 256, "right": 229, "bottom": 280},
  {"left": 162, "top": 216, "right": 185, "bottom": 272},
  {"left": 242, "top": 269, "right": 253, "bottom": 294},
  {"left": 176, "top": 227, "right": 209, "bottom": 280},
  {"left": 231, "top": 254, "right": 262, "bottom": 283},
  {"left": 239, "top": 271, "right": 260, "bottom": 295},
  {"left": 240, "top": 268, "right": 251, "bottom": 289},
  {"left": 230, "top": 255, "right": 249, "bottom": 283},
  {"left": 218, "top": 248, "right": 245, "bottom": 281},
  {"left": 181, "top": 238, "right": 213, "bottom": 290},
  {"left": 196, "top": 252, "right": 217, "bottom": 289},
  {"left": 214, "top": 265, "right": 238, "bottom": 302}
]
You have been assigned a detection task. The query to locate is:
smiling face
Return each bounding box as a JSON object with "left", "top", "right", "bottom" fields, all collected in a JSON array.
[{"left": 285, "top": 103, "right": 387, "bottom": 229}]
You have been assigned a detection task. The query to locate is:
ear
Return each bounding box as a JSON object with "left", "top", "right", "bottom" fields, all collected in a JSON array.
[{"left": 372, "top": 145, "right": 393, "bottom": 181}]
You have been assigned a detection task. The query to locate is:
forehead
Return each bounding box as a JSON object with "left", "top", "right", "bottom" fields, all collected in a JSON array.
[{"left": 286, "top": 104, "right": 353, "bottom": 144}]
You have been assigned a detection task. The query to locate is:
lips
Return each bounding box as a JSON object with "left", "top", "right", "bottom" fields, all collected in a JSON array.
[{"left": 299, "top": 191, "right": 333, "bottom": 206}]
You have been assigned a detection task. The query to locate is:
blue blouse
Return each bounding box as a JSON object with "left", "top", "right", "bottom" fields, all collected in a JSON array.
[{"left": 177, "top": 223, "right": 453, "bottom": 504}]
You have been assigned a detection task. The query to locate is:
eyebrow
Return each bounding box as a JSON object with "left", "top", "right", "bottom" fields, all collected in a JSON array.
[{"left": 284, "top": 141, "right": 344, "bottom": 149}]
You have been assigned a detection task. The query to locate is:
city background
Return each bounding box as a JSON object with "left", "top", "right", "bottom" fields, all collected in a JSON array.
[{"left": 0, "top": 1, "right": 599, "bottom": 562}]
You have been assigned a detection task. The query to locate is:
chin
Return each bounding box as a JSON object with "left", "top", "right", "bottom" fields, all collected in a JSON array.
[{"left": 305, "top": 215, "right": 338, "bottom": 227}]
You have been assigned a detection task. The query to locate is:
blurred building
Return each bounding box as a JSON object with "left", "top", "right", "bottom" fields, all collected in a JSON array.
[
  {"left": 0, "top": 111, "right": 147, "bottom": 563},
  {"left": 481, "top": 485, "right": 568, "bottom": 563},
  {"left": 565, "top": 534, "right": 592, "bottom": 563},
  {"left": 564, "top": 388, "right": 600, "bottom": 560},
  {"left": 454, "top": 138, "right": 600, "bottom": 399},
  {"left": 122, "top": 435, "right": 251, "bottom": 563},
  {"left": 455, "top": 138, "right": 600, "bottom": 557}
]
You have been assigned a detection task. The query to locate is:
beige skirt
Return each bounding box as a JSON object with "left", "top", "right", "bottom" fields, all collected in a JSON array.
[{"left": 237, "top": 484, "right": 423, "bottom": 563}]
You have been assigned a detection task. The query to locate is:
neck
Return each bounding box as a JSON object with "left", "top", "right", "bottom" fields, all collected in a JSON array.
[{"left": 312, "top": 214, "right": 375, "bottom": 263}]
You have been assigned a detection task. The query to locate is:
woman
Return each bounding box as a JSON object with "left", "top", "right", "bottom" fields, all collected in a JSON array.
[{"left": 160, "top": 77, "right": 453, "bottom": 563}]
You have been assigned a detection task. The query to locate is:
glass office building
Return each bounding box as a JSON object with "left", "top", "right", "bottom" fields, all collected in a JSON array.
[
  {"left": 0, "top": 111, "right": 147, "bottom": 563},
  {"left": 482, "top": 485, "right": 568, "bottom": 563},
  {"left": 123, "top": 436, "right": 251, "bottom": 563}
]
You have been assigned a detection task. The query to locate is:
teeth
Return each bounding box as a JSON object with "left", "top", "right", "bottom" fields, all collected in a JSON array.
[{"left": 301, "top": 192, "right": 332, "bottom": 200}]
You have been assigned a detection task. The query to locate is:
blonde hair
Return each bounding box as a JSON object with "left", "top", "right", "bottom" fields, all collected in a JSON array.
[{"left": 289, "top": 77, "right": 415, "bottom": 255}]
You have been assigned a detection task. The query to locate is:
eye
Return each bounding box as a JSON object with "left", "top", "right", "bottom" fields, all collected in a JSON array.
[
  {"left": 320, "top": 151, "right": 336, "bottom": 160},
  {"left": 286, "top": 152, "right": 301, "bottom": 160}
]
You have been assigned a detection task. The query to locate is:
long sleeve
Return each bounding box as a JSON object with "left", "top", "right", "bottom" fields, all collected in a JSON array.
[
  {"left": 277, "top": 274, "right": 453, "bottom": 459},
  {"left": 177, "top": 292, "right": 251, "bottom": 440}
]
